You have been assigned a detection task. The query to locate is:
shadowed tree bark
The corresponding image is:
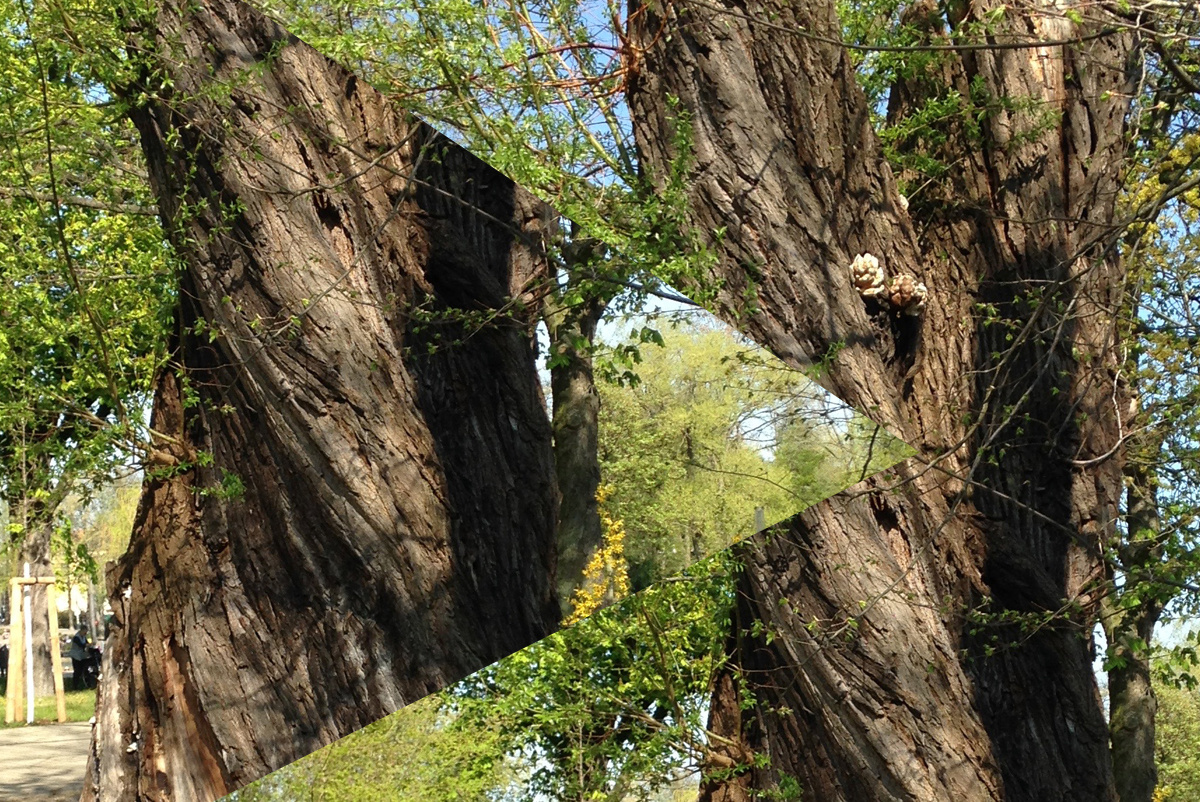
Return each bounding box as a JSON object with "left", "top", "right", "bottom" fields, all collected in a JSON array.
[
  {"left": 78, "top": 1, "right": 563, "bottom": 798},
  {"left": 626, "top": 0, "right": 1138, "bottom": 799}
]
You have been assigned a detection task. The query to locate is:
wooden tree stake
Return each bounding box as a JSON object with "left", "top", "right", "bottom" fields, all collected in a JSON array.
[{"left": 4, "top": 576, "right": 68, "bottom": 724}]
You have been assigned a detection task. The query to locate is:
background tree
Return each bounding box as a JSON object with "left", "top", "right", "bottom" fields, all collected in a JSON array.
[
  {"left": 1153, "top": 655, "right": 1200, "bottom": 802},
  {"left": 221, "top": 692, "right": 516, "bottom": 802},
  {"left": 597, "top": 317, "right": 910, "bottom": 587},
  {"left": 52, "top": 472, "right": 143, "bottom": 633},
  {"left": 1097, "top": 29, "right": 1200, "bottom": 794},
  {"left": 0, "top": 0, "right": 171, "bottom": 696}
]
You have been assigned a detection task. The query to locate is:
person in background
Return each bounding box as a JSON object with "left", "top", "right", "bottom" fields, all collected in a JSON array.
[{"left": 69, "top": 625, "right": 93, "bottom": 691}]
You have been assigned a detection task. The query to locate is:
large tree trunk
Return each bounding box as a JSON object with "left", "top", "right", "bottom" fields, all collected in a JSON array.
[
  {"left": 627, "top": 0, "right": 1137, "bottom": 799},
  {"left": 80, "top": 1, "right": 561, "bottom": 799}
]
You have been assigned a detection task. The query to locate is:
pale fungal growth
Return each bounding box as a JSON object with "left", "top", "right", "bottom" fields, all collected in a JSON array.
[
  {"left": 850, "top": 252, "right": 887, "bottom": 298},
  {"left": 887, "top": 274, "right": 928, "bottom": 315},
  {"left": 851, "top": 253, "right": 928, "bottom": 316},
  {"left": 898, "top": 194, "right": 910, "bottom": 213}
]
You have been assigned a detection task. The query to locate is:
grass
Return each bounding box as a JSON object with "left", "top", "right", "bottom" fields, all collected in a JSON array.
[{"left": 0, "top": 687, "right": 97, "bottom": 727}]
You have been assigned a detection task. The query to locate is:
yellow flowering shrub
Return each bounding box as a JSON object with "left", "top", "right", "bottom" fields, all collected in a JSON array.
[{"left": 562, "top": 484, "right": 631, "bottom": 626}]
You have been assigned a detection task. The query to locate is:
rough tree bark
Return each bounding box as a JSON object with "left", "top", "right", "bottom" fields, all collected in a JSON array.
[
  {"left": 627, "top": 0, "right": 1138, "bottom": 799},
  {"left": 79, "top": 1, "right": 562, "bottom": 799}
]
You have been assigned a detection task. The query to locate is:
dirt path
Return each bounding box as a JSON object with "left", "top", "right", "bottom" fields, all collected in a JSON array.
[{"left": 0, "top": 721, "right": 91, "bottom": 801}]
